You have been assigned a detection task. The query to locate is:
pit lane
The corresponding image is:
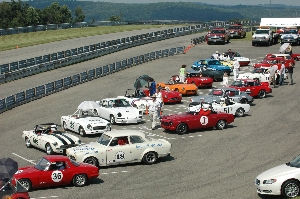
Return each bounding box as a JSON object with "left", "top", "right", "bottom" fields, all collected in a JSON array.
[{"left": 0, "top": 32, "right": 299, "bottom": 199}]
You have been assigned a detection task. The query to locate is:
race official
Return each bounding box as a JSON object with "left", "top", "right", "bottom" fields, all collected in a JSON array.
[
  {"left": 179, "top": 64, "right": 187, "bottom": 83},
  {"left": 146, "top": 95, "right": 161, "bottom": 130},
  {"left": 233, "top": 58, "right": 240, "bottom": 81}
]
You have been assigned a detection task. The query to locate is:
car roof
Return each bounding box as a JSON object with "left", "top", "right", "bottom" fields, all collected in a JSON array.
[
  {"left": 104, "top": 130, "right": 145, "bottom": 137},
  {"left": 44, "top": 155, "right": 70, "bottom": 162}
]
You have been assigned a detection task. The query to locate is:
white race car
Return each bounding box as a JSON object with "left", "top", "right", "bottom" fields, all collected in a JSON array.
[
  {"left": 22, "top": 123, "right": 81, "bottom": 155},
  {"left": 239, "top": 68, "right": 271, "bottom": 82},
  {"left": 117, "top": 89, "right": 151, "bottom": 113},
  {"left": 95, "top": 98, "right": 143, "bottom": 124},
  {"left": 189, "top": 99, "right": 250, "bottom": 117},
  {"left": 61, "top": 107, "right": 111, "bottom": 137},
  {"left": 66, "top": 130, "right": 172, "bottom": 167}
]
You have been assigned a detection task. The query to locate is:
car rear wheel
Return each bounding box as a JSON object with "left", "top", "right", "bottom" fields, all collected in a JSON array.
[
  {"left": 216, "top": 120, "right": 227, "bottom": 130},
  {"left": 282, "top": 180, "right": 300, "bottom": 198},
  {"left": 45, "top": 143, "right": 54, "bottom": 155},
  {"left": 258, "top": 90, "right": 266, "bottom": 98},
  {"left": 83, "top": 157, "right": 99, "bottom": 167},
  {"left": 176, "top": 123, "right": 188, "bottom": 134},
  {"left": 110, "top": 115, "right": 115, "bottom": 124},
  {"left": 73, "top": 174, "right": 87, "bottom": 187},
  {"left": 62, "top": 121, "right": 68, "bottom": 131},
  {"left": 235, "top": 108, "right": 244, "bottom": 117},
  {"left": 143, "top": 152, "right": 157, "bottom": 165},
  {"left": 78, "top": 126, "right": 86, "bottom": 137},
  {"left": 18, "top": 179, "right": 32, "bottom": 191},
  {"left": 25, "top": 137, "right": 32, "bottom": 148}
]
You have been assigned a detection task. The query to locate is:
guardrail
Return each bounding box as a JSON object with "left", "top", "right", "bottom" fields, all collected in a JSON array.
[{"left": 0, "top": 25, "right": 204, "bottom": 83}]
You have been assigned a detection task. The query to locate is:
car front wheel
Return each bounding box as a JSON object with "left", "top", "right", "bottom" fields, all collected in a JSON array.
[
  {"left": 45, "top": 143, "right": 54, "bottom": 155},
  {"left": 240, "top": 98, "right": 248, "bottom": 104},
  {"left": 176, "top": 123, "right": 188, "bottom": 134},
  {"left": 143, "top": 152, "right": 157, "bottom": 165},
  {"left": 25, "top": 137, "right": 32, "bottom": 148},
  {"left": 258, "top": 90, "right": 266, "bottom": 98},
  {"left": 73, "top": 174, "right": 87, "bottom": 187},
  {"left": 216, "top": 120, "right": 227, "bottom": 130},
  {"left": 63, "top": 121, "right": 68, "bottom": 131},
  {"left": 18, "top": 179, "right": 32, "bottom": 191},
  {"left": 282, "top": 180, "right": 300, "bottom": 198},
  {"left": 110, "top": 115, "right": 115, "bottom": 124},
  {"left": 78, "top": 126, "right": 86, "bottom": 137}
]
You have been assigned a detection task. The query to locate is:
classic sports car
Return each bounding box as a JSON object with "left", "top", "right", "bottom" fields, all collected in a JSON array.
[
  {"left": 255, "top": 154, "right": 300, "bottom": 198},
  {"left": 191, "top": 59, "right": 232, "bottom": 74},
  {"left": 190, "top": 87, "right": 254, "bottom": 106},
  {"left": 117, "top": 89, "right": 151, "bottom": 112},
  {"left": 223, "top": 51, "right": 250, "bottom": 66},
  {"left": 66, "top": 130, "right": 172, "bottom": 167},
  {"left": 254, "top": 55, "right": 294, "bottom": 71},
  {"left": 192, "top": 67, "right": 224, "bottom": 82},
  {"left": 22, "top": 124, "right": 81, "bottom": 155},
  {"left": 143, "top": 89, "right": 182, "bottom": 103},
  {"left": 227, "top": 23, "right": 246, "bottom": 38},
  {"left": 170, "top": 72, "right": 213, "bottom": 88},
  {"left": 156, "top": 81, "right": 198, "bottom": 95},
  {"left": 230, "top": 79, "right": 272, "bottom": 98},
  {"left": 189, "top": 100, "right": 250, "bottom": 117},
  {"left": 239, "top": 68, "right": 272, "bottom": 83},
  {"left": 94, "top": 98, "right": 142, "bottom": 124},
  {"left": 206, "top": 27, "right": 230, "bottom": 45},
  {"left": 61, "top": 106, "right": 111, "bottom": 137},
  {"left": 12, "top": 155, "right": 99, "bottom": 191},
  {"left": 160, "top": 106, "right": 235, "bottom": 134}
]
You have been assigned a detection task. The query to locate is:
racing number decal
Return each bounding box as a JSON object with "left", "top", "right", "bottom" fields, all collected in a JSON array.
[
  {"left": 200, "top": 116, "right": 208, "bottom": 125},
  {"left": 51, "top": 171, "right": 63, "bottom": 182},
  {"left": 70, "top": 121, "right": 75, "bottom": 129},
  {"left": 115, "top": 151, "right": 125, "bottom": 160},
  {"left": 223, "top": 107, "right": 229, "bottom": 113}
]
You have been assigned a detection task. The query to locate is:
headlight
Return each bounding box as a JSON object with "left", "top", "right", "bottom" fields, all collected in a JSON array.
[
  {"left": 53, "top": 142, "right": 58, "bottom": 146},
  {"left": 164, "top": 95, "right": 167, "bottom": 98},
  {"left": 117, "top": 112, "right": 122, "bottom": 117},
  {"left": 263, "top": 179, "right": 277, "bottom": 184}
]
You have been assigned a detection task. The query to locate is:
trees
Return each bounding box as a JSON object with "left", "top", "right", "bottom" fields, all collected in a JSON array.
[{"left": 74, "top": 6, "right": 85, "bottom": 23}]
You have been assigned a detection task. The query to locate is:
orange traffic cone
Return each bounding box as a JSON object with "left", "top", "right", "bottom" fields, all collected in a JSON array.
[{"left": 145, "top": 109, "right": 148, "bottom": 115}]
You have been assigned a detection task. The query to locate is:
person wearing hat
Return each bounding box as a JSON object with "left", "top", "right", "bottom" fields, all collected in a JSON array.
[
  {"left": 232, "top": 58, "right": 240, "bottom": 81},
  {"left": 269, "top": 61, "right": 278, "bottom": 88},
  {"left": 146, "top": 94, "right": 161, "bottom": 130},
  {"left": 179, "top": 64, "right": 187, "bottom": 83}
]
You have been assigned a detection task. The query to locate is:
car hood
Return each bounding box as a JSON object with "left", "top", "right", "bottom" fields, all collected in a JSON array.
[
  {"left": 111, "top": 107, "right": 139, "bottom": 113},
  {"left": 162, "top": 113, "right": 190, "bottom": 120},
  {"left": 209, "top": 65, "right": 231, "bottom": 70},
  {"left": 256, "top": 164, "right": 300, "bottom": 179},
  {"left": 161, "top": 90, "right": 181, "bottom": 96},
  {"left": 80, "top": 117, "right": 108, "bottom": 124},
  {"left": 14, "top": 166, "right": 37, "bottom": 177},
  {"left": 208, "top": 34, "right": 225, "bottom": 36}
]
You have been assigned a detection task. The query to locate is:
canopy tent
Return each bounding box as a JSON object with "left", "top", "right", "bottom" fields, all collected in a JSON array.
[{"left": 260, "top": 18, "right": 300, "bottom": 27}]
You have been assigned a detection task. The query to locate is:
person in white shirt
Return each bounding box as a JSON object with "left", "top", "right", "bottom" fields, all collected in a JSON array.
[
  {"left": 279, "top": 61, "right": 286, "bottom": 86},
  {"left": 155, "top": 87, "right": 163, "bottom": 119},
  {"left": 232, "top": 58, "right": 240, "bottom": 81},
  {"left": 269, "top": 61, "right": 278, "bottom": 88},
  {"left": 212, "top": 51, "right": 220, "bottom": 60},
  {"left": 146, "top": 95, "right": 161, "bottom": 130}
]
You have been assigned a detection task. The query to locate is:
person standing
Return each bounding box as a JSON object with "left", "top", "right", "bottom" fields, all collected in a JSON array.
[
  {"left": 232, "top": 58, "right": 240, "bottom": 81},
  {"left": 179, "top": 64, "right": 187, "bottom": 83},
  {"left": 223, "top": 72, "right": 229, "bottom": 87},
  {"left": 227, "top": 49, "right": 235, "bottom": 59},
  {"left": 146, "top": 95, "right": 160, "bottom": 130},
  {"left": 212, "top": 51, "right": 220, "bottom": 60},
  {"left": 149, "top": 78, "right": 156, "bottom": 96},
  {"left": 155, "top": 87, "right": 163, "bottom": 119},
  {"left": 288, "top": 62, "right": 294, "bottom": 85},
  {"left": 269, "top": 61, "right": 278, "bottom": 88},
  {"left": 279, "top": 61, "right": 286, "bottom": 86}
]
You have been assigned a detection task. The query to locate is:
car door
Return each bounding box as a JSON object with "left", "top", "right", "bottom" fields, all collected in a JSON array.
[
  {"left": 38, "top": 162, "right": 68, "bottom": 188},
  {"left": 30, "top": 132, "right": 40, "bottom": 148}
]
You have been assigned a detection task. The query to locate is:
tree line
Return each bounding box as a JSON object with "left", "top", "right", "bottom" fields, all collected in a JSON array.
[{"left": 0, "top": 0, "right": 85, "bottom": 29}]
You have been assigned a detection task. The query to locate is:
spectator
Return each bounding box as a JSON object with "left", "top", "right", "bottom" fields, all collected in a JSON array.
[
  {"left": 227, "top": 49, "right": 235, "bottom": 59},
  {"left": 232, "top": 58, "right": 240, "bottom": 81},
  {"left": 219, "top": 53, "right": 226, "bottom": 60},
  {"left": 223, "top": 72, "right": 229, "bottom": 87},
  {"left": 146, "top": 95, "right": 161, "bottom": 130},
  {"left": 288, "top": 62, "right": 294, "bottom": 85},
  {"left": 269, "top": 61, "right": 278, "bottom": 88},
  {"left": 212, "top": 51, "right": 220, "bottom": 60},
  {"left": 155, "top": 87, "right": 163, "bottom": 119},
  {"left": 148, "top": 78, "right": 156, "bottom": 96},
  {"left": 179, "top": 64, "right": 187, "bottom": 83},
  {"left": 279, "top": 61, "right": 286, "bottom": 86}
]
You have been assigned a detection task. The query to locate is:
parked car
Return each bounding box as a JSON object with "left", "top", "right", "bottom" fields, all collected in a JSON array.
[
  {"left": 160, "top": 106, "right": 235, "bottom": 134},
  {"left": 156, "top": 81, "right": 198, "bottom": 95},
  {"left": 22, "top": 124, "right": 81, "bottom": 155},
  {"left": 227, "top": 23, "right": 246, "bottom": 38},
  {"left": 191, "top": 68, "right": 224, "bottom": 82},
  {"left": 117, "top": 89, "right": 151, "bottom": 112},
  {"left": 94, "top": 98, "right": 142, "bottom": 124},
  {"left": 11, "top": 155, "right": 99, "bottom": 191},
  {"left": 255, "top": 154, "right": 300, "bottom": 198},
  {"left": 206, "top": 27, "right": 230, "bottom": 45},
  {"left": 223, "top": 51, "right": 250, "bottom": 66},
  {"left": 230, "top": 79, "right": 272, "bottom": 98},
  {"left": 191, "top": 59, "right": 232, "bottom": 74},
  {"left": 143, "top": 88, "right": 182, "bottom": 103},
  {"left": 66, "top": 130, "right": 172, "bottom": 167},
  {"left": 171, "top": 73, "right": 213, "bottom": 88}
]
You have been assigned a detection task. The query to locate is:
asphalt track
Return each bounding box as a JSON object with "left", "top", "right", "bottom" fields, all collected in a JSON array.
[{"left": 0, "top": 29, "right": 299, "bottom": 199}]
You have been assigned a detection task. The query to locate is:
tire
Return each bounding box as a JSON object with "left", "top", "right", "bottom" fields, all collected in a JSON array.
[
  {"left": 25, "top": 137, "right": 32, "bottom": 148},
  {"left": 83, "top": 157, "right": 99, "bottom": 167},
  {"left": 72, "top": 174, "right": 87, "bottom": 187},
  {"left": 142, "top": 151, "right": 157, "bottom": 165},
  {"left": 62, "top": 121, "right": 68, "bottom": 131},
  {"left": 240, "top": 98, "right": 248, "bottom": 104},
  {"left": 18, "top": 179, "right": 32, "bottom": 191},
  {"left": 45, "top": 143, "right": 54, "bottom": 155},
  {"left": 216, "top": 120, "right": 227, "bottom": 130},
  {"left": 258, "top": 90, "right": 266, "bottom": 98},
  {"left": 78, "top": 126, "right": 86, "bottom": 137},
  {"left": 235, "top": 108, "right": 244, "bottom": 117},
  {"left": 110, "top": 115, "right": 115, "bottom": 124},
  {"left": 176, "top": 123, "right": 188, "bottom": 135},
  {"left": 282, "top": 180, "right": 300, "bottom": 198},
  {"left": 207, "top": 41, "right": 211, "bottom": 45}
]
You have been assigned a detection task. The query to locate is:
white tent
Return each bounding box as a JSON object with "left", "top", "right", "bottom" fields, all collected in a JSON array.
[{"left": 260, "top": 18, "right": 300, "bottom": 27}]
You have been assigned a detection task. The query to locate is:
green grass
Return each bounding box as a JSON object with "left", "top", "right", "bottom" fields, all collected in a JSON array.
[{"left": 0, "top": 25, "right": 176, "bottom": 52}]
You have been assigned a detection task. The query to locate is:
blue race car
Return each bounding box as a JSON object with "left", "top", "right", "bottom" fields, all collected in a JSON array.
[{"left": 191, "top": 59, "right": 232, "bottom": 75}]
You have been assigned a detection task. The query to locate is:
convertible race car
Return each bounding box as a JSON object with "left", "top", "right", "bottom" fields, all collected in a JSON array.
[
  {"left": 191, "top": 59, "right": 232, "bottom": 74},
  {"left": 12, "top": 155, "right": 99, "bottom": 191},
  {"left": 117, "top": 89, "right": 151, "bottom": 112},
  {"left": 223, "top": 51, "right": 250, "bottom": 66},
  {"left": 61, "top": 105, "right": 111, "bottom": 137},
  {"left": 95, "top": 98, "right": 142, "bottom": 124},
  {"left": 230, "top": 79, "right": 272, "bottom": 98},
  {"left": 22, "top": 124, "right": 81, "bottom": 155},
  {"left": 66, "top": 130, "right": 172, "bottom": 167},
  {"left": 156, "top": 81, "right": 198, "bottom": 95},
  {"left": 191, "top": 67, "right": 224, "bottom": 82},
  {"left": 170, "top": 73, "right": 213, "bottom": 88},
  {"left": 160, "top": 106, "right": 235, "bottom": 134}
]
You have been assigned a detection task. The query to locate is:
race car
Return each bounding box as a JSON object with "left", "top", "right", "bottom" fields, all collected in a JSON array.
[
  {"left": 191, "top": 59, "right": 232, "bottom": 74},
  {"left": 160, "top": 105, "right": 235, "bottom": 134},
  {"left": 117, "top": 89, "right": 152, "bottom": 112},
  {"left": 223, "top": 51, "right": 250, "bottom": 66},
  {"left": 61, "top": 103, "right": 112, "bottom": 137},
  {"left": 230, "top": 79, "right": 272, "bottom": 98},
  {"left": 66, "top": 130, "right": 172, "bottom": 167},
  {"left": 11, "top": 155, "right": 99, "bottom": 191},
  {"left": 143, "top": 88, "right": 182, "bottom": 103},
  {"left": 191, "top": 67, "right": 224, "bottom": 82},
  {"left": 189, "top": 99, "right": 250, "bottom": 117},
  {"left": 22, "top": 123, "right": 81, "bottom": 155},
  {"left": 169, "top": 73, "right": 213, "bottom": 88},
  {"left": 94, "top": 98, "right": 143, "bottom": 124},
  {"left": 156, "top": 81, "right": 198, "bottom": 95}
]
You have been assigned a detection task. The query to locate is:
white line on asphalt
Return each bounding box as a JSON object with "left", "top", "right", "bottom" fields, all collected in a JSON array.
[
  {"left": 12, "top": 153, "right": 36, "bottom": 165},
  {"left": 30, "top": 196, "right": 58, "bottom": 199},
  {"left": 102, "top": 171, "right": 128, "bottom": 175}
]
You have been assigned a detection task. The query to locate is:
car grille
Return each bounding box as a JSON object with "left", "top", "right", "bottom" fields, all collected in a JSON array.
[
  {"left": 255, "top": 178, "right": 260, "bottom": 185},
  {"left": 161, "top": 121, "right": 170, "bottom": 126},
  {"left": 93, "top": 126, "right": 107, "bottom": 130},
  {"left": 170, "top": 97, "right": 180, "bottom": 100}
]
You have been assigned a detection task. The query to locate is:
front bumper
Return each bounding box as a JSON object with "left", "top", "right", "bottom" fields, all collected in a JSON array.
[
  {"left": 160, "top": 122, "right": 176, "bottom": 131},
  {"left": 164, "top": 97, "right": 182, "bottom": 103},
  {"left": 255, "top": 179, "right": 281, "bottom": 196},
  {"left": 208, "top": 38, "right": 225, "bottom": 43},
  {"left": 116, "top": 117, "right": 142, "bottom": 124}
]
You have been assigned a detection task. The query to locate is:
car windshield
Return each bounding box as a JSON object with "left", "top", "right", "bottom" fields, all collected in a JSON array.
[
  {"left": 69, "top": 159, "right": 80, "bottom": 167},
  {"left": 284, "top": 30, "right": 297, "bottom": 34},
  {"left": 255, "top": 30, "right": 269, "bottom": 34},
  {"left": 97, "top": 134, "right": 112, "bottom": 146},
  {"left": 208, "top": 60, "right": 222, "bottom": 65},
  {"left": 34, "top": 157, "right": 51, "bottom": 170},
  {"left": 229, "top": 26, "right": 240, "bottom": 30},
  {"left": 231, "top": 80, "right": 243, "bottom": 87},
  {"left": 288, "top": 155, "right": 300, "bottom": 168},
  {"left": 235, "top": 52, "right": 242, "bottom": 57},
  {"left": 112, "top": 99, "right": 131, "bottom": 107},
  {"left": 211, "top": 30, "right": 224, "bottom": 34},
  {"left": 209, "top": 90, "right": 223, "bottom": 96}
]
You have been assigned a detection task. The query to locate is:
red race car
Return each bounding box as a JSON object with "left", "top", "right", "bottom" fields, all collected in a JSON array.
[
  {"left": 12, "top": 155, "right": 99, "bottom": 191},
  {"left": 143, "top": 88, "right": 182, "bottom": 103},
  {"left": 253, "top": 56, "right": 294, "bottom": 71},
  {"left": 161, "top": 106, "right": 235, "bottom": 134},
  {"left": 230, "top": 79, "right": 272, "bottom": 98},
  {"left": 171, "top": 73, "right": 213, "bottom": 88}
]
